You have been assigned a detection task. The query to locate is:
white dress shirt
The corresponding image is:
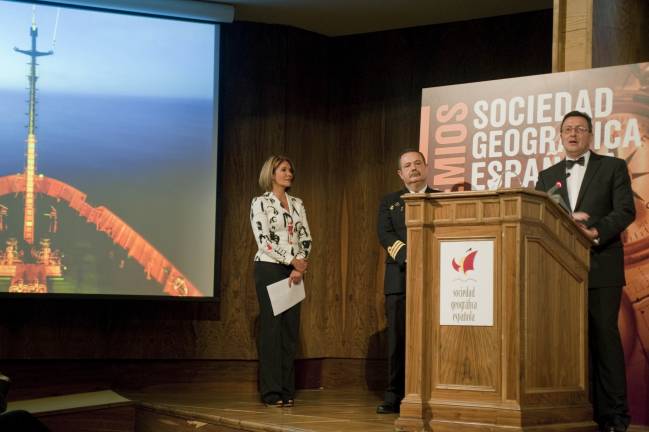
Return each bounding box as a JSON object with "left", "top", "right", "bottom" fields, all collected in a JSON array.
[
  {"left": 566, "top": 150, "right": 590, "bottom": 211},
  {"left": 406, "top": 184, "right": 429, "bottom": 194}
]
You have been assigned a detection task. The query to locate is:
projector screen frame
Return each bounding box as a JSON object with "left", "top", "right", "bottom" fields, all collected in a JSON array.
[{"left": 0, "top": 0, "right": 224, "bottom": 301}]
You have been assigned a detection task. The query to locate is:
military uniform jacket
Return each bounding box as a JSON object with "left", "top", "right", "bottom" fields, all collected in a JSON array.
[{"left": 378, "top": 186, "right": 437, "bottom": 295}]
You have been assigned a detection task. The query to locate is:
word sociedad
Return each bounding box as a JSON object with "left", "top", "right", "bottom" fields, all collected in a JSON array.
[{"left": 432, "top": 87, "right": 642, "bottom": 189}]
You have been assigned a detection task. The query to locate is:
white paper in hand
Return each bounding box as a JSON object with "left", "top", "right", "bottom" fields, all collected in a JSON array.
[{"left": 266, "top": 278, "right": 305, "bottom": 316}]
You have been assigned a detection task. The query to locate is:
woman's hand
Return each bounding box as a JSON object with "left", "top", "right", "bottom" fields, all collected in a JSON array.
[
  {"left": 291, "top": 258, "right": 308, "bottom": 273},
  {"left": 289, "top": 270, "right": 303, "bottom": 287}
]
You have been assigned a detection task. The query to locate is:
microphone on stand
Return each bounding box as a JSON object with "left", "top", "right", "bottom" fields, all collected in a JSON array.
[
  {"left": 546, "top": 180, "right": 563, "bottom": 196},
  {"left": 545, "top": 175, "right": 571, "bottom": 213}
]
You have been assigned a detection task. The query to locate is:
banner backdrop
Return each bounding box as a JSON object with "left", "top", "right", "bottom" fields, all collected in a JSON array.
[{"left": 420, "top": 62, "right": 649, "bottom": 425}]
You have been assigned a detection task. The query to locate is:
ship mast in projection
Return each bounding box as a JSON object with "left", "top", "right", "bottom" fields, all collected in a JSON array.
[
  {"left": 0, "top": 10, "right": 202, "bottom": 296},
  {"left": 14, "top": 9, "right": 53, "bottom": 245},
  {"left": 0, "top": 9, "right": 62, "bottom": 294}
]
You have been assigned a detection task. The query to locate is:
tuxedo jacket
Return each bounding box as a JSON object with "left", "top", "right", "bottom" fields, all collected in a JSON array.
[
  {"left": 535, "top": 152, "right": 635, "bottom": 288},
  {"left": 378, "top": 186, "right": 438, "bottom": 295}
]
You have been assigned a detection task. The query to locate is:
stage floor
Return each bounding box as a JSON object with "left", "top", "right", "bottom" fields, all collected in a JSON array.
[{"left": 123, "top": 385, "right": 398, "bottom": 432}]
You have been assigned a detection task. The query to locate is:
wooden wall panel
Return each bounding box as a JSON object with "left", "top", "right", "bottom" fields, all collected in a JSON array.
[
  {"left": 552, "top": 0, "right": 593, "bottom": 72},
  {"left": 553, "top": 0, "right": 649, "bottom": 72},
  {"left": 592, "top": 0, "right": 649, "bottom": 67},
  {"left": 283, "top": 26, "right": 341, "bottom": 358},
  {"left": 202, "top": 23, "right": 292, "bottom": 359},
  {"left": 39, "top": 406, "right": 136, "bottom": 432},
  {"left": 0, "top": 12, "right": 551, "bottom": 365}
]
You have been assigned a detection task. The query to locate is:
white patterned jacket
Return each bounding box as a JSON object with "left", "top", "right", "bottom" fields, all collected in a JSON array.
[{"left": 250, "top": 192, "right": 312, "bottom": 265}]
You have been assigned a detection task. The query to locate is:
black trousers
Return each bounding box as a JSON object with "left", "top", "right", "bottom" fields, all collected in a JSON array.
[
  {"left": 254, "top": 261, "right": 300, "bottom": 403},
  {"left": 384, "top": 293, "right": 405, "bottom": 405},
  {"left": 589, "top": 285, "right": 629, "bottom": 427}
]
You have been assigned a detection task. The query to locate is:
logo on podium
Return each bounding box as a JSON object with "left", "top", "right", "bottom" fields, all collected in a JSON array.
[{"left": 440, "top": 240, "right": 494, "bottom": 326}]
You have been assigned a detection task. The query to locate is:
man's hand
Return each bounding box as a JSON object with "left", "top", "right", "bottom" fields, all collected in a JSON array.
[
  {"left": 576, "top": 223, "right": 599, "bottom": 242},
  {"left": 572, "top": 211, "right": 599, "bottom": 243}
]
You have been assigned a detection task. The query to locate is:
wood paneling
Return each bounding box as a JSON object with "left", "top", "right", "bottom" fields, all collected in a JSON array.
[
  {"left": 39, "top": 406, "right": 135, "bottom": 432},
  {"left": 592, "top": 0, "right": 649, "bottom": 67},
  {"left": 0, "top": 12, "right": 551, "bottom": 367},
  {"left": 552, "top": 0, "right": 593, "bottom": 72},
  {"left": 398, "top": 190, "right": 592, "bottom": 431},
  {"left": 136, "top": 409, "right": 241, "bottom": 432},
  {"left": 0, "top": 360, "right": 259, "bottom": 400},
  {"left": 525, "top": 240, "right": 585, "bottom": 392},
  {"left": 553, "top": 0, "right": 649, "bottom": 72},
  {"left": 132, "top": 387, "right": 399, "bottom": 432},
  {"left": 0, "top": 358, "right": 387, "bottom": 402}
]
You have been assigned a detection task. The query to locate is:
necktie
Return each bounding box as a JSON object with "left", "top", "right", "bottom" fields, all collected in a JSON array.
[{"left": 565, "top": 156, "right": 585, "bottom": 169}]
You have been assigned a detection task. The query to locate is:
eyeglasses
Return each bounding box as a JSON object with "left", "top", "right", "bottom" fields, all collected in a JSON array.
[{"left": 561, "top": 126, "right": 590, "bottom": 134}]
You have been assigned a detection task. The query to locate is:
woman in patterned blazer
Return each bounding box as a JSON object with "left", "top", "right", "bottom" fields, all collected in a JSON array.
[{"left": 250, "top": 155, "right": 312, "bottom": 408}]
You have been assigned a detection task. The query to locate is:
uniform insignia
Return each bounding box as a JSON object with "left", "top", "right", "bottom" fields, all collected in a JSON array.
[{"left": 387, "top": 240, "right": 406, "bottom": 260}]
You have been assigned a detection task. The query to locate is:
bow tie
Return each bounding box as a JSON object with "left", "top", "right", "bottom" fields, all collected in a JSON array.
[{"left": 566, "top": 157, "right": 585, "bottom": 169}]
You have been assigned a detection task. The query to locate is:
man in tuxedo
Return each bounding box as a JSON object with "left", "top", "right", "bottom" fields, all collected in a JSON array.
[
  {"left": 535, "top": 111, "right": 635, "bottom": 432},
  {"left": 376, "top": 149, "right": 437, "bottom": 414}
]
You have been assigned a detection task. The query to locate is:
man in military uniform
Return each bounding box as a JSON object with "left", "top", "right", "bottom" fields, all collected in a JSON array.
[{"left": 376, "top": 149, "right": 437, "bottom": 414}]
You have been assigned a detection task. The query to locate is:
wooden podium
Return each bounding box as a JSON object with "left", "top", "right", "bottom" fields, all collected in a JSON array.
[{"left": 396, "top": 189, "right": 596, "bottom": 432}]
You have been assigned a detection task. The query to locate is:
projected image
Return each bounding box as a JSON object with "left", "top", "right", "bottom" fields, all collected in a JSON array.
[{"left": 0, "top": 2, "right": 217, "bottom": 296}]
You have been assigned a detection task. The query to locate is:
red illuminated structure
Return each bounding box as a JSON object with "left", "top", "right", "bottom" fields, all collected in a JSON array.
[{"left": 0, "top": 14, "right": 200, "bottom": 296}]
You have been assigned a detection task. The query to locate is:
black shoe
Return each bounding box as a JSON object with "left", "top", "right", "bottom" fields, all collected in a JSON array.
[
  {"left": 376, "top": 402, "right": 399, "bottom": 414},
  {"left": 602, "top": 426, "right": 625, "bottom": 432},
  {"left": 262, "top": 393, "right": 283, "bottom": 408},
  {"left": 600, "top": 419, "right": 628, "bottom": 432}
]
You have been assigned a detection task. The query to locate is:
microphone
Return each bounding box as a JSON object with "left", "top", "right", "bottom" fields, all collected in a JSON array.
[
  {"left": 545, "top": 175, "right": 571, "bottom": 213},
  {"left": 546, "top": 180, "right": 563, "bottom": 196},
  {"left": 546, "top": 171, "right": 571, "bottom": 195}
]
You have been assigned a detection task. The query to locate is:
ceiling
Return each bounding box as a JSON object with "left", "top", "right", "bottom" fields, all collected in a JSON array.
[{"left": 211, "top": 0, "right": 553, "bottom": 37}]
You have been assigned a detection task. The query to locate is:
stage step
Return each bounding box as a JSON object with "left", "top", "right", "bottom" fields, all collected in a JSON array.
[
  {"left": 7, "top": 390, "right": 136, "bottom": 432},
  {"left": 125, "top": 388, "right": 397, "bottom": 432},
  {"left": 135, "top": 403, "right": 312, "bottom": 432}
]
